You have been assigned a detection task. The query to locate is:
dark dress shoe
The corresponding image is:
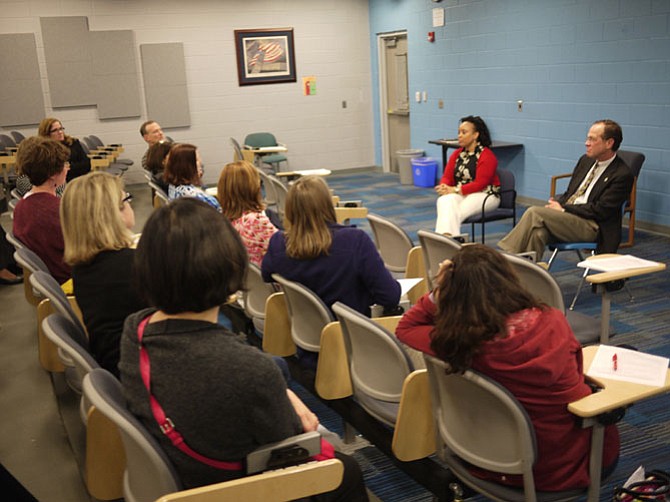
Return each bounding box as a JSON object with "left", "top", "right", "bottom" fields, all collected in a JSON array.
[{"left": 0, "top": 274, "right": 23, "bottom": 285}]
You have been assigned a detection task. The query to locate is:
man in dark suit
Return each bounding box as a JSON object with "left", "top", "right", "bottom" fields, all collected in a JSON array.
[{"left": 498, "top": 119, "right": 634, "bottom": 261}]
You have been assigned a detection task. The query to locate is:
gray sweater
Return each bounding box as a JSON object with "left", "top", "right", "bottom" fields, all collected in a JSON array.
[{"left": 119, "top": 308, "right": 301, "bottom": 488}]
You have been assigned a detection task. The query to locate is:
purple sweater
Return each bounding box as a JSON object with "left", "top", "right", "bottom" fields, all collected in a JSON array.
[{"left": 261, "top": 224, "right": 400, "bottom": 316}]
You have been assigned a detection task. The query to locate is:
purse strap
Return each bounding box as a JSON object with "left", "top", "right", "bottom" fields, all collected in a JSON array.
[
  {"left": 614, "top": 469, "right": 670, "bottom": 501},
  {"left": 137, "top": 316, "right": 244, "bottom": 470}
]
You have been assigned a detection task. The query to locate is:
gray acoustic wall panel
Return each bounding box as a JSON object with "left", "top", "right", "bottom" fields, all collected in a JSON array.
[
  {"left": 90, "top": 30, "right": 141, "bottom": 118},
  {"left": 40, "top": 17, "right": 141, "bottom": 119},
  {"left": 40, "top": 16, "right": 96, "bottom": 106},
  {"left": 140, "top": 43, "right": 190, "bottom": 128},
  {"left": 0, "top": 33, "right": 45, "bottom": 126}
]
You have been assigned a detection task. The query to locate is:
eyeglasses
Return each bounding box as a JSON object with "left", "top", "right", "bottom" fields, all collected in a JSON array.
[
  {"left": 122, "top": 192, "right": 133, "bottom": 204},
  {"left": 50, "top": 127, "right": 65, "bottom": 134}
]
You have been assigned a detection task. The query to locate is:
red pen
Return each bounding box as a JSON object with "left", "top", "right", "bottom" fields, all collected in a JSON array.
[{"left": 612, "top": 353, "right": 618, "bottom": 371}]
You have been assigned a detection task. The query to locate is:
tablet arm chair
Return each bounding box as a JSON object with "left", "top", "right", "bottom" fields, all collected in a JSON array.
[
  {"left": 83, "top": 368, "right": 343, "bottom": 502},
  {"left": 503, "top": 253, "right": 603, "bottom": 346},
  {"left": 244, "top": 132, "right": 288, "bottom": 173},
  {"left": 367, "top": 213, "right": 414, "bottom": 275},
  {"left": 424, "top": 355, "right": 589, "bottom": 502},
  {"left": 463, "top": 167, "right": 517, "bottom": 243},
  {"left": 242, "top": 263, "right": 275, "bottom": 335},
  {"left": 417, "top": 230, "right": 463, "bottom": 290},
  {"left": 332, "top": 302, "right": 414, "bottom": 427}
]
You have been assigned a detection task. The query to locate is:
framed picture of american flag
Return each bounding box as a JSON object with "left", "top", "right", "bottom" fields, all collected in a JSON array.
[{"left": 234, "top": 28, "right": 297, "bottom": 86}]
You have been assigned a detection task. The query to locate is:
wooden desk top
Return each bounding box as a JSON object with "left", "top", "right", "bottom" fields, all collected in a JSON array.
[
  {"left": 0, "top": 154, "right": 17, "bottom": 164},
  {"left": 568, "top": 345, "right": 670, "bottom": 418},
  {"left": 428, "top": 139, "right": 523, "bottom": 149},
  {"left": 584, "top": 253, "right": 666, "bottom": 284}
]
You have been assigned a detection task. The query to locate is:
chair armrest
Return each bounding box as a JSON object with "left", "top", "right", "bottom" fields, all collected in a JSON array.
[
  {"left": 371, "top": 315, "right": 402, "bottom": 333},
  {"left": 392, "top": 370, "right": 436, "bottom": 461},
  {"left": 315, "top": 322, "right": 352, "bottom": 400},
  {"left": 334, "top": 206, "right": 368, "bottom": 224},
  {"left": 550, "top": 173, "right": 573, "bottom": 198},
  {"left": 156, "top": 458, "right": 343, "bottom": 502}
]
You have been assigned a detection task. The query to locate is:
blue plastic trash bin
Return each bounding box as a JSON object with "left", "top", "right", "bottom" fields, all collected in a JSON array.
[{"left": 411, "top": 157, "right": 438, "bottom": 188}]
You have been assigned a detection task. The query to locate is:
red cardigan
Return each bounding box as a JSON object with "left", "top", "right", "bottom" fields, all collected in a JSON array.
[
  {"left": 396, "top": 293, "right": 620, "bottom": 492},
  {"left": 440, "top": 147, "right": 500, "bottom": 195},
  {"left": 13, "top": 192, "right": 71, "bottom": 284}
]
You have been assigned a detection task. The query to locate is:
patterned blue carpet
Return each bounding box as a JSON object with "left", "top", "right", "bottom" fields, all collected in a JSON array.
[{"left": 297, "top": 169, "right": 670, "bottom": 502}]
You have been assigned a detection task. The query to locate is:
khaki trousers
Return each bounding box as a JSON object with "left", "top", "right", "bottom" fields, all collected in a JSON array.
[{"left": 498, "top": 206, "right": 598, "bottom": 261}]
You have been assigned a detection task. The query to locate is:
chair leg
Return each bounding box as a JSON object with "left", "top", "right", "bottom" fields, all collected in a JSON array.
[
  {"left": 547, "top": 248, "right": 560, "bottom": 270},
  {"left": 569, "top": 267, "right": 590, "bottom": 311},
  {"left": 470, "top": 223, "right": 476, "bottom": 243}
]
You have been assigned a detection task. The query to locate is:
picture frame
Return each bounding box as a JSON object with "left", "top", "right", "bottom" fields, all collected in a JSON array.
[{"left": 234, "top": 28, "right": 296, "bottom": 86}]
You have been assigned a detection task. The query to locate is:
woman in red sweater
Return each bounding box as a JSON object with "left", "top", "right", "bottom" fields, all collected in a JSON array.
[
  {"left": 435, "top": 115, "right": 500, "bottom": 236},
  {"left": 396, "top": 244, "right": 619, "bottom": 492}
]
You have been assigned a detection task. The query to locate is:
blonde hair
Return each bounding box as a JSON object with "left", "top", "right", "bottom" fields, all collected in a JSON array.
[
  {"left": 61, "top": 172, "right": 134, "bottom": 265},
  {"left": 217, "top": 160, "right": 264, "bottom": 220},
  {"left": 284, "top": 176, "right": 337, "bottom": 259}
]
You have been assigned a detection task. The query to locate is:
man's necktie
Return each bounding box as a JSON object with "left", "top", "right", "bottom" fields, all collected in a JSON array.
[{"left": 566, "top": 163, "right": 598, "bottom": 205}]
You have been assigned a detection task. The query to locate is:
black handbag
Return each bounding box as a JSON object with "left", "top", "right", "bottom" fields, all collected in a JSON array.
[{"left": 613, "top": 469, "right": 670, "bottom": 501}]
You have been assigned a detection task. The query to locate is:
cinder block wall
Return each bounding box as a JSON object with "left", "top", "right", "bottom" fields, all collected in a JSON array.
[
  {"left": 0, "top": 0, "right": 375, "bottom": 185},
  {"left": 369, "top": 0, "right": 670, "bottom": 230}
]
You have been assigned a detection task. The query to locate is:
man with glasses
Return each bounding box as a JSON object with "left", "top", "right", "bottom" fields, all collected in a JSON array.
[
  {"left": 498, "top": 119, "right": 633, "bottom": 261},
  {"left": 140, "top": 120, "right": 169, "bottom": 170}
]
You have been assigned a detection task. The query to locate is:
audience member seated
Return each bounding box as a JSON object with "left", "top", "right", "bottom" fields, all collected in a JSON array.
[
  {"left": 262, "top": 175, "right": 400, "bottom": 316},
  {"left": 498, "top": 119, "right": 633, "bottom": 260},
  {"left": 217, "top": 160, "right": 278, "bottom": 266},
  {"left": 38, "top": 117, "right": 91, "bottom": 183},
  {"left": 145, "top": 140, "right": 172, "bottom": 193},
  {"left": 163, "top": 143, "right": 221, "bottom": 212},
  {"left": 396, "top": 244, "right": 619, "bottom": 492},
  {"left": 61, "top": 172, "right": 146, "bottom": 377},
  {"left": 140, "top": 120, "right": 168, "bottom": 170},
  {"left": 13, "top": 136, "right": 71, "bottom": 284},
  {"left": 435, "top": 115, "right": 500, "bottom": 237},
  {"left": 0, "top": 229, "right": 23, "bottom": 285},
  {"left": 119, "top": 198, "right": 367, "bottom": 501}
]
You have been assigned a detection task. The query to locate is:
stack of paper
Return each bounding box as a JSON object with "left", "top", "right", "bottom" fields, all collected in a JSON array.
[{"left": 587, "top": 345, "right": 669, "bottom": 387}]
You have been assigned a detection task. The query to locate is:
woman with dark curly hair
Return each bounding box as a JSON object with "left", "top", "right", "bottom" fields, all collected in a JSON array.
[
  {"left": 434, "top": 115, "right": 500, "bottom": 236},
  {"left": 396, "top": 244, "right": 619, "bottom": 492}
]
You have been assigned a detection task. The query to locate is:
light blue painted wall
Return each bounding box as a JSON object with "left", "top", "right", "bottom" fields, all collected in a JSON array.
[{"left": 369, "top": 0, "right": 670, "bottom": 228}]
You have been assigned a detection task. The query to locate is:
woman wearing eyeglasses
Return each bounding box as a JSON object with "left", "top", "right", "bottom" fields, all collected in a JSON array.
[
  {"left": 38, "top": 117, "right": 91, "bottom": 182},
  {"left": 61, "top": 172, "right": 145, "bottom": 377}
]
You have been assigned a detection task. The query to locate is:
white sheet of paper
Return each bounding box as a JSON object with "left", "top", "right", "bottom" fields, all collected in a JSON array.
[
  {"left": 292, "top": 169, "right": 331, "bottom": 177},
  {"left": 577, "top": 254, "right": 661, "bottom": 272},
  {"left": 398, "top": 277, "right": 423, "bottom": 297},
  {"left": 586, "top": 345, "right": 669, "bottom": 387}
]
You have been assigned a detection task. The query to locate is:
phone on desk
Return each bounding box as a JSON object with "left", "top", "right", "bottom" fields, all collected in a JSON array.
[{"left": 246, "top": 431, "right": 321, "bottom": 474}]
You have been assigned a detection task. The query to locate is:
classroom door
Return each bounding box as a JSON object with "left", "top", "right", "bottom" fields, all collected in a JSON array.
[{"left": 379, "top": 32, "right": 410, "bottom": 173}]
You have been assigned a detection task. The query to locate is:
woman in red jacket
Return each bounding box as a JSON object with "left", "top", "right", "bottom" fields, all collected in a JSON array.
[
  {"left": 435, "top": 115, "right": 500, "bottom": 236},
  {"left": 396, "top": 244, "right": 619, "bottom": 492}
]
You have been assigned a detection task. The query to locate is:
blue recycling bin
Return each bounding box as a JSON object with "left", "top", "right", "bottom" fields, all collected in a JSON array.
[{"left": 411, "top": 157, "right": 438, "bottom": 188}]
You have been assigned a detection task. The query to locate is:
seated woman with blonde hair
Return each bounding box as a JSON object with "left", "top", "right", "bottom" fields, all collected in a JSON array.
[
  {"left": 217, "top": 160, "right": 278, "bottom": 266},
  {"left": 396, "top": 244, "right": 619, "bottom": 492},
  {"left": 163, "top": 143, "right": 221, "bottom": 212},
  {"left": 262, "top": 175, "right": 400, "bottom": 317},
  {"left": 61, "top": 172, "right": 146, "bottom": 376}
]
